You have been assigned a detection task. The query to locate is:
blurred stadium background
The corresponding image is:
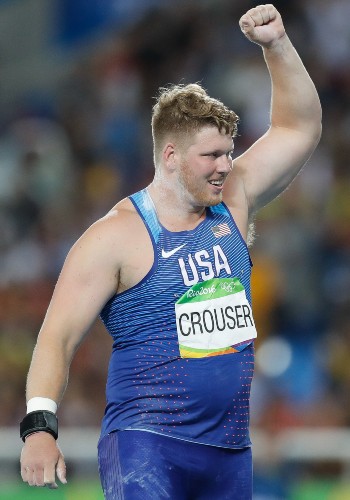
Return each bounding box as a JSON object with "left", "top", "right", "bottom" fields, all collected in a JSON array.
[{"left": 0, "top": 0, "right": 349, "bottom": 498}]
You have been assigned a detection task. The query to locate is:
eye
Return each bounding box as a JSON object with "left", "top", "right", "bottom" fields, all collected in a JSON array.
[
  {"left": 204, "top": 150, "right": 232, "bottom": 159},
  {"left": 202, "top": 152, "right": 218, "bottom": 159}
]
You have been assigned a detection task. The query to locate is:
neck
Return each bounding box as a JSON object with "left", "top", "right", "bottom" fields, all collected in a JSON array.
[{"left": 147, "top": 179, "right": 206, "bottom": 231}]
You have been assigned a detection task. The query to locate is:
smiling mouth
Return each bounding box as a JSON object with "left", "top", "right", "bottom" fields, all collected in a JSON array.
[{"left": 208, "top": 179, "right": 224, "bottom": 187}]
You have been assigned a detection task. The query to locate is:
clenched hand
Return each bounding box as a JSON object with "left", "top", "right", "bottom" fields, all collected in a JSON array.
[
  {"left": 20, "top": 432, "right": 67, "bottom": 489},
  {"left": 239, "top": 4, "right": 286, "bottom": 48}
]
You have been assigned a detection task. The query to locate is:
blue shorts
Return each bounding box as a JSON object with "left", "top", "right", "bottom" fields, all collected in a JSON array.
[{"left": 98, "top": 430, "right": 252, "bottom": 499}]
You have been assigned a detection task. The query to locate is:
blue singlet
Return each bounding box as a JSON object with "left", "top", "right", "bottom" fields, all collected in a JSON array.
[{"left": 99, "top": 188, "right": 256, "bottom": 449}]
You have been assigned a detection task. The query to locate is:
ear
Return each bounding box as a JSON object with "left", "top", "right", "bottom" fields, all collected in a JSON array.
[{"left": 162, "top": 143, "right": 177, "bottom": 170}]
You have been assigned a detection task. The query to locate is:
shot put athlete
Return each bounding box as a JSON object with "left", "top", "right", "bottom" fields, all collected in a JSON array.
[{"left": 20, "top": 4, "right": 321, "bottom": 499}]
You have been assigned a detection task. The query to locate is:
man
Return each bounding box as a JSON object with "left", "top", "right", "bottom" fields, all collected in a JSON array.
[{"left": 20, "top": 4, "right": 321, "bottom": 499}]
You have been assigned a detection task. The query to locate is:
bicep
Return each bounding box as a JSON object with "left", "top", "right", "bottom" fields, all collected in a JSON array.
[
  {"left": 231, "top": 125, "right": 320, "bottom": 214},
  {"left": 37, "top": 225, "right": 119, "bottom": 358}
]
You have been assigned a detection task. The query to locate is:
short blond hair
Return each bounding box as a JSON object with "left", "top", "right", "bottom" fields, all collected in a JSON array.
[{"left": 151, "top": 83, "right": 239, "bottom": 164}]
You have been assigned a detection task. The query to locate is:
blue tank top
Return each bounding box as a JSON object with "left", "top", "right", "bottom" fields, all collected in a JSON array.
[{"left": 100, "top": 188, "right": 256, "bottom": 449}]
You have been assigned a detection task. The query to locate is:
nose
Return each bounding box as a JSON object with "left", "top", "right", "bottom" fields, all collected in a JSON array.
[{"left": 217, "top": 154, "right": 232, "bottom": 173}]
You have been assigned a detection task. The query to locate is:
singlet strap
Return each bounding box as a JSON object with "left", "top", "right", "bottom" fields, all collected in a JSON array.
[
  {"left": 129, "top": 188, "right": 162, "bottom": 244},
  {"left": 209, "top": 202, "right": 231, "bottom": 216}
]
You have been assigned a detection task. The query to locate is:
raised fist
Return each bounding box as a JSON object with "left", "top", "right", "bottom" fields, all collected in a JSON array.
[{"left": 239, "top": 4, "right": 285, "bottom": 47}]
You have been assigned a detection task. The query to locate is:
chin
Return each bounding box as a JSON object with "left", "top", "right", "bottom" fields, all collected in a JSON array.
[
  {"left": 196, "top": 192, "right": 222, "bottom": 207},
  {"left": 184, "top": 182, "right": 223, "bottom": 208},
  {"left": 207, "top": 190, "right": 223, "bottom": 205}
]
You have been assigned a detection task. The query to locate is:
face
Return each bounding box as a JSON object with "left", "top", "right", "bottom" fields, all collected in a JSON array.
[{"left": 177, "top": 126, "right": 234, "bottom": 208}]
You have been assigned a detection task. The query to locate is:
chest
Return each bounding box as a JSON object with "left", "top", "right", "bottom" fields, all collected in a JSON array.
[{"left": 118, "top": 219, "right": 250, "bottom": 296}]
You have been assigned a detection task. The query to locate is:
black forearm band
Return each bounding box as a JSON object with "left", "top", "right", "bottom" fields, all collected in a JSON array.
[{"left": 20, "top": 410, "right": 58, "bottom": 442}]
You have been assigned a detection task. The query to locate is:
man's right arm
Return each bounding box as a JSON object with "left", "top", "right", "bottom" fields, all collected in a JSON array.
[{"left": 20, "top": 210, "right": 123, "bottom": 488}]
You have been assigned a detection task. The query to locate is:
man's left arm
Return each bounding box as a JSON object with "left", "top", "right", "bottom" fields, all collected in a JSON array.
[{"left": 230, "top": 4, "right": 322, "bottom": 215}]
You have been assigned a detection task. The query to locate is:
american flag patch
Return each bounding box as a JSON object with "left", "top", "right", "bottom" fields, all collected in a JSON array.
[{"left": 211, "top": 223, "right": 231, "bottom": 238}]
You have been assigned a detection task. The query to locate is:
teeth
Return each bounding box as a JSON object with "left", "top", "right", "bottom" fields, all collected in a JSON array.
[{"left": 210, "top": 180, "right": 223, "bottom": 186}]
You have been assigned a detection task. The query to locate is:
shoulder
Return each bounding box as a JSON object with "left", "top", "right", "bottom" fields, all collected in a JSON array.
[
  {"left": 87, "top": 197, "right": 141, "bottom": 236},
  {"left": 53, "top": 195, "right": 153, "bottom": 299},
  {"left": 68, "top": 197, "right": 145, "bottom": 264},
  {"left": 97, "top": 197, "right": 141, "bottom": 233}
]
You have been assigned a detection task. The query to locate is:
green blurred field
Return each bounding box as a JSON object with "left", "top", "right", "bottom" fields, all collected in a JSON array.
[
  {"left": 2, "top": 478, "right": 350, "bottom": 500},
  {"left": 291, "top": 481, "right": 350, "bottom": 500},
  {"left": 0, "top": 481, "right": 104, "bottom": 500}
]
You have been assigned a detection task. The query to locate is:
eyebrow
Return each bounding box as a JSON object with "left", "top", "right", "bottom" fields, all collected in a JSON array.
[{"left": 201, "top": 148, "right": 234, "bottom": 156}]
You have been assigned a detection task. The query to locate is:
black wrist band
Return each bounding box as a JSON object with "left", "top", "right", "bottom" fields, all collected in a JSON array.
[{"left": 20, "top": 410, "right": 58, "bottom": 442}]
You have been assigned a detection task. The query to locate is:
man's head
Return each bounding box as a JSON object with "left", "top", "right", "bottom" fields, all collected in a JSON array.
[{"left": 151, "top": 83, "right": 239, "bottom": 167}]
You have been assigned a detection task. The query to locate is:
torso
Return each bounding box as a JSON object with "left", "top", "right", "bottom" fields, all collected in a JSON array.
[{"left": 99, "top": 188, "right": 256, "bottom": 448}]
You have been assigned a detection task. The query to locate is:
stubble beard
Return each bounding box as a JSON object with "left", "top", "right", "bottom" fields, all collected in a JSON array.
[{"left": 179, "top": 160, "right": 222, "bottom": 208}]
